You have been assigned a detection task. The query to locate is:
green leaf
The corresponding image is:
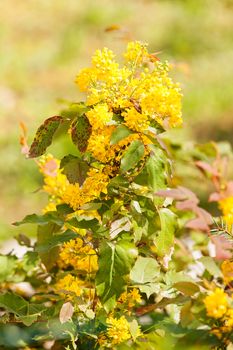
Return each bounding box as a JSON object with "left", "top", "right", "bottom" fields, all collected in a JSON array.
[
  {"left": 154, "top": 208, "right": 177, "bottom": 257},
  {"left": 129, "top": 319, "right": 141, "bottom": 341},
  {"left": 29, "top": 116, "right": 63, "bottom": 158},
  {"left": 37, "top": 222, "right": 61, "bottom": 270},
  {"left": 173, "top": 282, "right": 200, "bottom": 296},
  {"left": 0, "top": 293, "right": 45, "bottom": 326},
  {"left": 71, "top": 115, "right": 92, "bottom": 152},
  {"left": 0, "top": 256, "right": 17, "bottom": 283},
  {"left": 199, "top": 256, "right": 222, "bottom": 277},
  {"left": 0, "top": 293, "right": 28, "bottom": 316},
  {"left": 36, "top": 230, "right": 77, "bottom": 253},
  {"left": 110, "top": 125, "right": 132, "bottom": 145},
  {"left": 130, "top": 257, "right": 160, "bottom": 284},
  {"left": 60, "top": 154, "right": 89, "bottom": 185},
  {"left": 13, "top": 213, "right": 63, "bottom": 226},
  {"left": 120, "top": 140, "right": 145, "bottom": 173},
  {"left": 136, "top": 282, "right": 160, "bottom": 299},
  {"left": 135, "top": 145, "right": 166, "bottom": 192},
  {"left": 96, "top": 240, "right": 137, "bottom": 312}
]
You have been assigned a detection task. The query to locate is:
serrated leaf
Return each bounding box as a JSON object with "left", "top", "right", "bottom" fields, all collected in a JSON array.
[
  {"left": 154, "top": 208, "right": 177, "bottom": 257},
  {"left": 110, "top": 125, "right": 132, "bottom": 145},
  {"left": 71, "top": 115, "right": 92, "bottom": 152},
  {"left": 120, "top": 140, "right": 145, "bottom": 173},
  {"left": 96, "top": 240, "right": 137, "bottom": 312},
  {"left": 130, "top": 257, "right": 160, "bottom": 284},
  {"left": 60, "top": 154, "right": 89, "bottom": 185},
  {"left": 29, "top": 116, "right": 63, "bottom": 158}
]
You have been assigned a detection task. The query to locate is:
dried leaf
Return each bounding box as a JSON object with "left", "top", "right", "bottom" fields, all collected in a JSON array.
[{"left": 59, "top": 302, "right": 74, "bottom": 324}]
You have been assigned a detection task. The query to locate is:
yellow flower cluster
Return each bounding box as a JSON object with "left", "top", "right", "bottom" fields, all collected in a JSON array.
[
  {"left": 76, "top": 41, "right": 182, "bottom": 137},
  {"left": 86, "top": 103, "right": 113, "bottom": 130},
  {"left": 204, "top": 288, "right": 228, "bottom": 319},
  {"left": 62, "top": 168, "right": 109, "bottom": 210},
  {"left": 38, "top": 154, "right": 68, "bottom": 212},
  {"left": 59, "top": 237, "right": 98, "bottom": 273},
  {"left": 39, "top": 154, "right": 109, "bottom": 211},
  {"left": 219, "top": 196, "right": 233, "bottom": 225},
  {"left": 221, "top": 260, "right": 233, "bottom": 285},
  {"left": 106, "top": 315, "right": 131, "bottom": 345},
  {"left": 55, "top": 274, "right": 83, "bottom": 299},
  {"left": 211, "top": 309, "right": 233, "bottom": 339},
  {"left": 122, "top": 108, "right": 149, "bottom": 133},
  {"left": 118, "top": 288, "right": 142, "bottom": 309}
]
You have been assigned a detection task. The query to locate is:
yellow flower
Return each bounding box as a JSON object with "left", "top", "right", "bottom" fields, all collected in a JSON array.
[
  {"left": 124, "top": 41, "right": 148, "bottom": 64},
  {"left": 219, "top": 197, "right": 233, "bottom": 225},
  {"left": 118, "top": 288, "right": 142, "bottom": 309},
  {"left": 42, "top": 200, "right": 60, "bottom": 214},
  {"left": 106, "top": 315, "right": 131, "bottom": 345},
  {"left": 75, "top": 67, "right": 97, "bottom": 92},
  {"left": 224, "top": 309, "right": 233, "bottom": 329},
  {"left": 55, "top": 274, "right": 83, "bottom": 298},
  {"left": 75, "top": 41, "right": 182, "bottom": 131},
  {"left": 87, "top": 126, "right": 116, "bottom": 163},
  {"left": 140, "top": 78, "right": 182, "bottom": 128},
  {"left": 59, "top": 238, "right": 98, "bottom": 273},
  {"left": 62, "top": 168, "right": 109, "bottom": 210},
  {"left": 204, "top": 288, "right": 228, "bottom": 319},
  {"left": 38, "top": 154, "right": 69, "bottom": 199},
  {"left": 122, "top": 107, "right": 149, "bottom": 132},
  {"left": 86, "top": 103, "right": 113, "bottom": 130},
  {"left": 221, "top": 260, "right": 233, "bottom": 284}
]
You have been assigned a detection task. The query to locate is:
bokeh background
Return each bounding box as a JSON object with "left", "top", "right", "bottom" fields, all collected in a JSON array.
[{"left": 1, "top": 0, "right": 233, "bottom": 242}]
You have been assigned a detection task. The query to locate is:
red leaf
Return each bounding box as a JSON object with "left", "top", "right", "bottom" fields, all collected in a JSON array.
[{"left": 211, "top": 235, "right": 233, "bottom": 260}]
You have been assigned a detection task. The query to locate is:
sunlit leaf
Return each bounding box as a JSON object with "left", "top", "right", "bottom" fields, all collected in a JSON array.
[{"left": 29, "top": 116, "right": 63, "bottom": 158}]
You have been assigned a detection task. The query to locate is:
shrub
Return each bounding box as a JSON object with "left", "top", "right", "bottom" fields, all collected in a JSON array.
[{"left": 0, "top": 41, "right": 233, "bottom": 350}]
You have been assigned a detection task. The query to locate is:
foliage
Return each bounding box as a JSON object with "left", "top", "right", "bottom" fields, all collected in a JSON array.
[{"left": 0, "top": 41, "right": 233, "bottom": 350}]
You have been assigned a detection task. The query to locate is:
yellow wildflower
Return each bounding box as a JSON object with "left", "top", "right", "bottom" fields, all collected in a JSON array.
[
  {"left": 62, "top": 168, "right": 109, "bottom": 210},
  {"left": 106, "top": 315, "right": 131, "bottom": 345},
  {"left": 75, "top": 41, "right": 182, "bottom": 130},
  {"left": 42, "top": 200, "right": 60, "bottom": 214},
  {"left": 75, "top": 67, "right": 97, "bottom": 92},
  {"left": 87, "top": 126, "right": 115, "bottom": 163},
  {"left": 224, "top": 309, "right": 233, "bottom": 329},
  {"left": 122, "top": 107, "right": 149, "bottom": 132},
  {"left": 86, "top": 103, "right": 113, "bottom": 130},
  {"left": 204, "top": 288, "right": 228, "bottom": 319},
  {"left": 221, "top": 260, "right": 233, "bottom": 285},
  {"left": 118, "top": 288, "right": 142, "bottom": 309},
  {"left": 55, "top": 274, "right": 83, "bottom": 298},
  {"left": 59, "top": 238, "right": 98, "bottom": 273},
  {"left": 38, "top": 154, "right": 68, "bottom": 199},
  {"left": 124, "top": 41, "right": 148, "bottom": 64},
  {"left": 219, "top": 197, "right": 233, "bottom": 225},
  {"left": 140, "top": 82, "right": 182, "bottom": 128}
]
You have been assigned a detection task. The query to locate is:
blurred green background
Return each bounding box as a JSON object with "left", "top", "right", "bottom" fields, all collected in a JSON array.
[{"left": 0, "top": 0, "right": 233, "bottom": 242}]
